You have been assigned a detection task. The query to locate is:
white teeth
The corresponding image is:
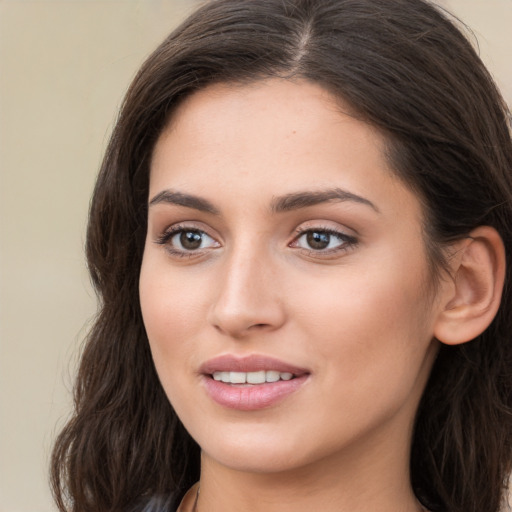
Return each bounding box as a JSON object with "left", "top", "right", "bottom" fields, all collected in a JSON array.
[
  {"left": 229, "top": 371, "right": 246, "bottom": 384},
  {"left": 247, "top": 370, "right": 266, "bottom": 384},
  {"left": 266, "top": 370, "right": 280, "bottom": 382},
  {"left": 211, "top": 370, "right": 295, "bottom": 384}
]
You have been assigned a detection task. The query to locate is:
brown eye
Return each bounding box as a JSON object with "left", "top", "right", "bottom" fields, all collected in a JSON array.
[
  {"left": 159, "top": 228, "right": 219, "bottom": 253},
  {"left": 291, "top": 228, "right": 357, "bottom": 254},
  {"left": 306, "top": 231, "right": 331, "bottom": 250},
  {"left": 180, "top": 230, "right": 203, "bottom": 250}
]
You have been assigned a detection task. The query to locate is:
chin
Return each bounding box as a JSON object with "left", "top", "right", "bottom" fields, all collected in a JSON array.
[
  {"left": 189, "top": 416, "right": 351, "bottom": 476},
  {"left": 202, "top": 444, "right": 311, "bottom": 475}
]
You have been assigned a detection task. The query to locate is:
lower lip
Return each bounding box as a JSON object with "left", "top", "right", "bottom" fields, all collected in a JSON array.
[{"left": 202, "top": 375, "right": 309, "bottom": 411}]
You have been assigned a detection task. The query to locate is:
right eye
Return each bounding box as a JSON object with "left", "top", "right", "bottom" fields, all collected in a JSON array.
[{"left": 156, "top": 226, "right": 220, "bottom": 256}]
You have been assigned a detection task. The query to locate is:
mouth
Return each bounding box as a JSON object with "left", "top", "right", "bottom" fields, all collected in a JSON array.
[
  {"left": 211, "top": 370, "right": 296, "bottom": 385},
  {"left": 200, "top": 355, "right": 310, "bottom": 410}
]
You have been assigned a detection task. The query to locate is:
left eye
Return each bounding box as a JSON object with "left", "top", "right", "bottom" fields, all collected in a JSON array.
[
  {"left": 168, "top": 229, "right": 218, "bottom": 251},
  {"left": 293, "top": 230, "right": 353, "bottom": 251}
]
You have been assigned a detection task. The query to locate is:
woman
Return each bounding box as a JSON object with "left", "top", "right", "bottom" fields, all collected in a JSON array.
[{"left": 51, "top": 0, "right": 512, "bottom": 511}]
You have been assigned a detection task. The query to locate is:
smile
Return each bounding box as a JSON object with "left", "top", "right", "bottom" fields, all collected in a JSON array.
[
  {"left": 212, "top": 370, "right": 294, "bottom": 384},
  {"left": 200, "top": 355, "right": 310, "bottom": 410}
]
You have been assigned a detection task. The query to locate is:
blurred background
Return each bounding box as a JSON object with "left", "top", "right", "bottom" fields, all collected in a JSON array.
[{"left": 0, "top": 1, "right": 510, "bottom": 511}]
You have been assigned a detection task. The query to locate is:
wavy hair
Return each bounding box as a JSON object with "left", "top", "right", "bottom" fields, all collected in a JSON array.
[{"left": 51, "top": 1, "right": 512, "bottom": 511}]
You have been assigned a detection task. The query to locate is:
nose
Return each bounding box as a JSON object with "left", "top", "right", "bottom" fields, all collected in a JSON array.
[{"left": 208, "top": 246, "right": 286, "bottom": 339}]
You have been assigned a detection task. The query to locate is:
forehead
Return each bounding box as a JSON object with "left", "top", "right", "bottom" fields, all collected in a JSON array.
[
  {"left": 149, "top": 78, "right": 421, "bottom": 222},
  {"left": 166, "top": 79, "right": 355, "bottom": 134}
]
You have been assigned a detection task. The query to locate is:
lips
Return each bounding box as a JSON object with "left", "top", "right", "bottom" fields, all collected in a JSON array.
[{"left": 200, "top": 355, "right": 310, "bottom": 411}]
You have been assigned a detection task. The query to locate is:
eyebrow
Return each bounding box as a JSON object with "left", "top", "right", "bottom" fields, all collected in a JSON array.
[
  {"left": 149, "top": 190, "right": 220, "bottom": 215},
  {"left": 148, "top": 187, "right": 378, "bottom": 215},
  {"left": 270, "top": 188, "right": 379, "bottom": 213}
]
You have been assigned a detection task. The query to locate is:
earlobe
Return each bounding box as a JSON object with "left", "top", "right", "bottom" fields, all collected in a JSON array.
[{"left": 433, "top": 226, "right": 506, "bottom": 346}]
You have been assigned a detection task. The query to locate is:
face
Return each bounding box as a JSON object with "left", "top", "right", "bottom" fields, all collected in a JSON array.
[{"left": 140, "top": 79, "right": 441, "bottom": 476}]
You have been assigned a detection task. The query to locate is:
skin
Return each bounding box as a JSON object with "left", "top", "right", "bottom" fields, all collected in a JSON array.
[{"left": 139, "top": 79, "right": 448, "bottom": 512}]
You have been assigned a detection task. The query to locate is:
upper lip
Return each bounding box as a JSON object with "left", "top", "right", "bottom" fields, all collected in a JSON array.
[{"left": 200, "top": 354, "right": 310, "bottom": 376}]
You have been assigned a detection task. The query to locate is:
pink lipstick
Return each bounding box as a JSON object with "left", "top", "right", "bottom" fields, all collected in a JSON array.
[{"left": 200, "top": 355, "right": 310, "bottom": 411}]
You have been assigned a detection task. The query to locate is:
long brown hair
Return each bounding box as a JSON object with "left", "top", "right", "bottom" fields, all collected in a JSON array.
[{"left": 51, "top": 1, "right": 512, "bottom": 511}]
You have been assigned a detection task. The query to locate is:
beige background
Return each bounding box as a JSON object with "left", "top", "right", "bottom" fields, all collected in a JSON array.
[{"left": 0, "top": 1, "right": 510, "bottom": 511}]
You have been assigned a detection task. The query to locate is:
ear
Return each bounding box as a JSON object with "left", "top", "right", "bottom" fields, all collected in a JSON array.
[{"left": 434, "top": 226, "right": 506, "bottom": 345}]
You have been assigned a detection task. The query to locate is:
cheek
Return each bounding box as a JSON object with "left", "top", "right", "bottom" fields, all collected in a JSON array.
[
  {"left": 139, "top": 259, "right": 205, "bottom": 382},
  {"left": 139, "top": 271, "right": 209, "bottom": 428},
  {"left": 293, "top": 246, "right": 434, "bottom": 389}
]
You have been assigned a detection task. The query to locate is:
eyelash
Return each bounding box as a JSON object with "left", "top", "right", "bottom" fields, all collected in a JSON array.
[
  {"left": 154, "top": 224, "right": 358, "bottom": 259},
  {"left": 155, "top": 224, "right": 218, "bottom": 258},
  {"left": 291, "top": 227, "right": 358, "bottom": 257}
]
